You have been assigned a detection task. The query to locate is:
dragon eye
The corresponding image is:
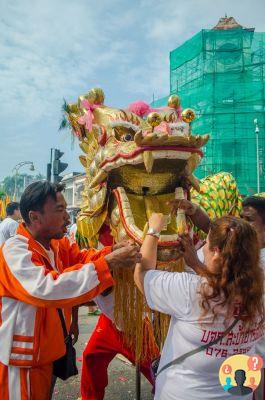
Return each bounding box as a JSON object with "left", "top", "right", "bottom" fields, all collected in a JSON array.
[
  {"left": 114, "top": 126, "right": 135, "bottom": 142},
  {"left": 122, "top": 133, "right": 133, "bottom": 142}
]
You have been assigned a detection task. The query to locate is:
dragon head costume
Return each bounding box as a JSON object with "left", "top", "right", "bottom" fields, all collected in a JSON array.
[{"left": 62, "top": 88, "right": 241, "bottom": 359}]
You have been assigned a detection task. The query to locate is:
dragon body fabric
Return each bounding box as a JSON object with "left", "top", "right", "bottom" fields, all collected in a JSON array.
[{"left": 63, "top": 88, "right": 241, "bottom": 360}]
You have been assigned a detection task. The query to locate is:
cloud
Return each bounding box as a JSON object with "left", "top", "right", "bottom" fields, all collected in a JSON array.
[
  {"left": 123, "top": 0, "right": 265, "bottom": 100},
  {"left": 1, "top": 0, "right": 264, "bottom": 117},
  {"left": 0, "top": 0, "right": 264, "bottom": 180},
  {"left": 0, "top": 0, "right": 137, "bottom": 122}
]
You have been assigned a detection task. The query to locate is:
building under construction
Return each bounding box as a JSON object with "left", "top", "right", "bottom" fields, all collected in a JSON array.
[{"left": 153, "top": 17, "right": 265, "bottom": 194}]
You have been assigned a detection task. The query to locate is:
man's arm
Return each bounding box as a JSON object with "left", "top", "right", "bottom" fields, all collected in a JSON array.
[
  {"left": 168, "top": 199, "right": 210, "bottom": 234},
  {"left": 0, "top": 238, "right": 141, "bottom": 309},
  {"left": 1, "top": 238, "right": 114, "bottom": 308},
  {"left": 61, "top": 236, "right": 112, "bottom": 266},
  {"left": 62, "top": 236, "right": 142, "bottom": 272},
  {"left": 189, "top": 204, "right": 210, "bottom": 234}
]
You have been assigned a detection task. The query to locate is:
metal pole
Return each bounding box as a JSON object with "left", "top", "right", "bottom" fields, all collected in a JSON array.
[
  {"left": 135, "top": 363, "right": 141, "bottom": 400},
  {"left": 50, "top": 148, "right": 54, "bottom": 183},
  {"left": 256, "top": 131, "right": 260, "bottom": 193},
  {"left": 13, "top": 169, "right": 18, "bottom": 201},
  {"left": 254, "top": 119, "right": 260, "bottom": 193},
  {"left": 12, "top": 161, "right": 35, "bottom": 200}
]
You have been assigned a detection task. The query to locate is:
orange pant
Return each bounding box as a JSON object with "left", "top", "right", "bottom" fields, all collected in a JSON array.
[
  {"left": 0, "top": 362, "right": 53, "bottom": 400},
  {"left": 81, "top": 314, "right": 159, "bottom": 400}
]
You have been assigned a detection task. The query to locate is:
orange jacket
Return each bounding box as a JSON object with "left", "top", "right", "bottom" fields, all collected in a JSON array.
[{"left": 0, "top": 223, "right": 114, "bottom": 367}]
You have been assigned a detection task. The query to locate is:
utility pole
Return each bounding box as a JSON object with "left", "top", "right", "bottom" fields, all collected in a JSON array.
[
  {"left": 12, "top": 161, "right": 35, "bottom": 200},
  {"left": 254, "top": 118, "right": 260, "bottom": 193},
  {"left": 46, "top": 148, "right": 53, "bottom": 182}
]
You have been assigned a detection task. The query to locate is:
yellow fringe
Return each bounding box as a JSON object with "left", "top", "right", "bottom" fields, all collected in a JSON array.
[{"left": 113, "top": 257, "right": 185, "bottom": 361}]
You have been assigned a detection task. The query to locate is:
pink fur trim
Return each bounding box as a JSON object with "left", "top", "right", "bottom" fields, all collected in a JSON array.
[{"left": 127, "top": 101, "right": 166, "bottom": 117}]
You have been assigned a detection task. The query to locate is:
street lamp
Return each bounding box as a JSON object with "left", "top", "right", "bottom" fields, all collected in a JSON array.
[
  {"left": 254, "top": 119, "right": 260, "bottom": 193},
  {"left": 12, "top": 161, "right": 35, "bottom": 200}
]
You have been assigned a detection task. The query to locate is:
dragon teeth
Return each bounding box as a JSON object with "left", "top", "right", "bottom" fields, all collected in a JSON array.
[{"left": 143, "top": 151, "right": 154, "bottom": 173}]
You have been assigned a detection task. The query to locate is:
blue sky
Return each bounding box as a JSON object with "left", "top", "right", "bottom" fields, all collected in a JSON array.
[{"left": 0, "top": 0, "right": 264, "bottom": 180}]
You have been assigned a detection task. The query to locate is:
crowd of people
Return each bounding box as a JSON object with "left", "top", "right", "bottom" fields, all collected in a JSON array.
[{"left": 0, "top": 180, "right": 264, "bottom": 400}]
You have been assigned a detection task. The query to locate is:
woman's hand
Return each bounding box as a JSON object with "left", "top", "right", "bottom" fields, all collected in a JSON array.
[
  {"left": 167, "top": 199, "right": 210, "bottom": 234},
  {"left": 167, "top": 199, "right": 197, "bottom": 216},
  {"left": 149, "top": 213, "right": 168, "bottom": 233},
  {"left": 179, "top": 234, "right": 204, "bottom": 272}
]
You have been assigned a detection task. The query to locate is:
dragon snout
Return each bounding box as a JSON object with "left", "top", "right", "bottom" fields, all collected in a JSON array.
[{"left": 134, "top": 129, "right": 170, "bottom": 147}]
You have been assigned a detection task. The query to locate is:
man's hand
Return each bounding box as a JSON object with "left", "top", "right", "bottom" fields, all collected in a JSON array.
[
  {"left": 179, "top": 234, "right": 205, "bottom": 274},
  {"left": 105, "top": 242, "right": 142, "bottom": 270},
  {"left": 69, "top": 320, "right": 79, "bottom": 345},
  {"left": 112, "top": 240, "right": 131, "bottom": 251},
  {"left": 167, "top": 199, "right": 197, "bottom": 216}
]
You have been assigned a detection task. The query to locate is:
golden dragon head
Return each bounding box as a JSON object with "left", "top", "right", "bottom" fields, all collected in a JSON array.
[{"left": 63, "top": 88, "right": 209, "bottom": 262}]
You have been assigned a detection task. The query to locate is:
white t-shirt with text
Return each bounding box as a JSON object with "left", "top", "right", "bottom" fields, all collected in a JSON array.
[{"left": 144, "top": 270, "right": 263, "bottom": 400}]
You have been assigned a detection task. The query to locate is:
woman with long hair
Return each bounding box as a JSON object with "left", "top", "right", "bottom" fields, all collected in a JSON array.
[{"left": 134, "top": 214, "right": 265, "bottom": 400}]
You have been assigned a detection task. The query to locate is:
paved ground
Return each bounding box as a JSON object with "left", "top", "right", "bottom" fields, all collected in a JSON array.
[{"left": 53, "top": 308, "right": 153, "bottom": 400}]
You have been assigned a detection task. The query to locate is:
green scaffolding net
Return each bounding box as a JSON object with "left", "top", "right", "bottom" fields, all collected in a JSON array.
[{"left": 153, "top": 27, "right": 265, "bottom": 195}]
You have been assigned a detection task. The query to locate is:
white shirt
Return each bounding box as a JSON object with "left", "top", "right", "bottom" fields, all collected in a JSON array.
[
  {"left": 144, "top": 270, "right": 262, "bottom": 400},
  {"left": 0, "top": 217, "right": 18, "bottom": 246},
  {"left": 45, "top": 248, "right": 56, "bottom": 270},
  {"left": 37, "top": 242, "right": 58, "bottom": 272},
  {"left": 95, "top": 292, "right": 115, "bottom": 322},
  {"left": 255, "top": 248, "right": 265, "bottom": 359}
]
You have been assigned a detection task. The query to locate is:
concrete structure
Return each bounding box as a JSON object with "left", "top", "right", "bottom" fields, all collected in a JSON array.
[{"left": 62, "top": 172, "right": 86, "bottom": 209}]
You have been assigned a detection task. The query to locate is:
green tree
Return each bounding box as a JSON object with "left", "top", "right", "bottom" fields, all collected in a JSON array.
[
  {"left": 2, "top": 173, "right": 45, "bottom": 199},
  {"left": 35, "top": 173, "right": 45, "bottom": 180}
]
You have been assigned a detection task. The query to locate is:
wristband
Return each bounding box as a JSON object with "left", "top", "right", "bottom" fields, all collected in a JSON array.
[{"left": 146, "top": 228, "right": 160, "bottom": 239}]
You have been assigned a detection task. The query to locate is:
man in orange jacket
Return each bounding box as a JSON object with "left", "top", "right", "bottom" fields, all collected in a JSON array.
[{"left": 0, "top": 181, "right": 141, "bottom": 400}]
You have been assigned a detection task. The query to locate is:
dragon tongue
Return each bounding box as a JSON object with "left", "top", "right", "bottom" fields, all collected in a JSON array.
[{"left": 143, "top": 151, "right": 154, "bottom": 173}]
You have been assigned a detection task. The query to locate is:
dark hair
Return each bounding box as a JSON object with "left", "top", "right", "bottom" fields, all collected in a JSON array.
[
  {"left": 6, "top": 202, "right": 20, "bottom": 216},
  {"left": 200, "top": 216, "right": 264, "bottom": 328},
  {"left": 243, "top": 196, "right": 265, "bottom": 223},
  {"left": 20, "top": 181, "right": 65, "bottom": 224}
]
